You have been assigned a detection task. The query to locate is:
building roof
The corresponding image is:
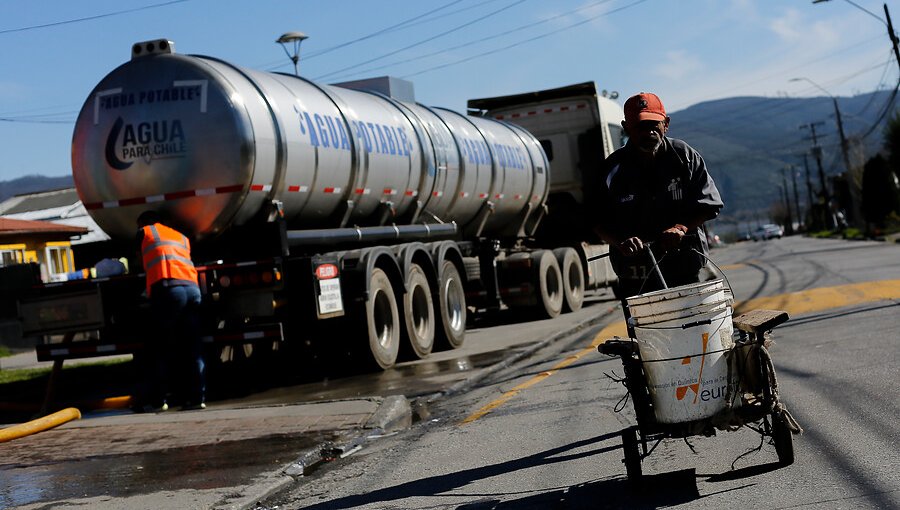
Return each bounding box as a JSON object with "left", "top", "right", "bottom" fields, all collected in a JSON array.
[
  {"left": 0, "top": 217, "right": 89, "bottom": 238},
  {"left": 0, "top": 187, "right": 110, "bottom": 244},
  {"left": 0, "top": 188, "right": 80, "bottom": 215}
]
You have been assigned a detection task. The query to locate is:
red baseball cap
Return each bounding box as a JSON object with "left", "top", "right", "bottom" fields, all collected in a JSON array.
[{"left": 624, "top": 92, "right": 667, "bottom": 124}]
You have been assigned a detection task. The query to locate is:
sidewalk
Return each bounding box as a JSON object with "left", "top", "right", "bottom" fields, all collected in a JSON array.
[{"left": 1, "top": 296, "right": 620, "bottom": 510}]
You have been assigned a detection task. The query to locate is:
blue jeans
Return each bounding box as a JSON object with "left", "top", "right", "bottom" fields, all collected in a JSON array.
[{"left": 147, "top": 283, "right": 204, "bottom": 405}]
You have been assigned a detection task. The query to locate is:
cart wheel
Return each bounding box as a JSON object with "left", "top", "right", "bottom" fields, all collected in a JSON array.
[
  {"left": 622, "top": 426, "right": 643, "bottom": 483},
  {"left": 772, "top": 412, "right": 795, "bottom": 466}
]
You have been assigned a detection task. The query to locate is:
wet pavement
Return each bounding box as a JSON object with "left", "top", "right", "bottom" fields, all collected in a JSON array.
[{"left": 0, "top": 293, "right": 619, "bottom": 510}]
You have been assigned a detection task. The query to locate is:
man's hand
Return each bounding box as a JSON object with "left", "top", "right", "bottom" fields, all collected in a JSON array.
[
  {"left": 659, "top": 224, "right": 688, "bottom": 250},
  {"left": 616, "top": 237, "right": 645, "bottom": 257}
]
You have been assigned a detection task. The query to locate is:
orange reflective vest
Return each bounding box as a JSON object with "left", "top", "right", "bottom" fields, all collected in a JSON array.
[{"left": 141, "top": 223, "right": 198, "bottom": 296}]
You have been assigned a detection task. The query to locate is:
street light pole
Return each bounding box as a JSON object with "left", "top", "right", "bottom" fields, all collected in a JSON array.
[{"left": 277, "top": 31, "right": 309, "bottom": 76}]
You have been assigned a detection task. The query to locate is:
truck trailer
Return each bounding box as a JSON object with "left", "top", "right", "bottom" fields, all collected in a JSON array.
[{"left": 17, "top": 39, "right": 623, "bottom": 371}]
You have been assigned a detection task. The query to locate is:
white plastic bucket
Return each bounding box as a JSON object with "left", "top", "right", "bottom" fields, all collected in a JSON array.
[
  {"left": 630, "top": 298, "right": 731, "bottom": 327},
  {"left": 627, "top": 280, "right": 735, "bottom": 424},
  {"left": 626, "top": 279, "right": 726, "bottom": 318}
]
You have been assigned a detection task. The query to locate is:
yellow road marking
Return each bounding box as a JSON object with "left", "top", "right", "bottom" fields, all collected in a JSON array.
[{"left": 461, "top": 279, "right": 900, "bottom": 425}]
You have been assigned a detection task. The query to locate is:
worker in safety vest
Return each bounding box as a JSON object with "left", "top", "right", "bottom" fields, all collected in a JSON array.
[{"left": 134, "top": 210, "right": 205, "bottom": 412}]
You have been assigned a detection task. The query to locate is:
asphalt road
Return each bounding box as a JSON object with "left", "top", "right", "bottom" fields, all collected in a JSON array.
[{"left": 262, "top": 236, "right": 900, "bottom": 509}]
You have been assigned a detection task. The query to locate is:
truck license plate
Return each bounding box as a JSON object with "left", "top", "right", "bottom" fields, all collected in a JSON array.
[{"left": 317, "top": 277, "right": 343, "bottom": 315}]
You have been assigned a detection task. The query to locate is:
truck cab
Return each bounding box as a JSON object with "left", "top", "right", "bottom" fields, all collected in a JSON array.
[{"left": 468, "top": 82, "right": 625, "bottom": 289}]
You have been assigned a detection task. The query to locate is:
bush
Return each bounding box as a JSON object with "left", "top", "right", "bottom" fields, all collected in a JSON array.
[{"left": 842, "top": 228, "right": 864, "bottom": 240}]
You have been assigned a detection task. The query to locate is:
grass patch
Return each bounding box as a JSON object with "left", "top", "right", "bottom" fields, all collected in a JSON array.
[
  {"left": 0, "top": 345, "right": 10, "bottom": 358},
  {"left": 0, "top": 366, "right": 49, "bottom": 385},
  {"left": 0, "top": 358, "right": 133, "bottom": 393}
]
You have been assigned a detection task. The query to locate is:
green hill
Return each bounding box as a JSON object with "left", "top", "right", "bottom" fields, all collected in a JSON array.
[{"left": 669, "top": 90, "right": 896, "bottom": 231}]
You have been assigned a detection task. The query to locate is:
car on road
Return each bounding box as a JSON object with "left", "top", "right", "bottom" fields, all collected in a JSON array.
[{"left": 752, "top": 224, "right": 785, "bottom": 241}]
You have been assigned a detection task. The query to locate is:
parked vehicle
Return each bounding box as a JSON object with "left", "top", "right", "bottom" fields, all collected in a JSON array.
[
  {"left": 17, "top": 39, "right": 621, "bottom": 371},
  {"left": 752, "top": 224, "right": 784, "bottom": 241}
]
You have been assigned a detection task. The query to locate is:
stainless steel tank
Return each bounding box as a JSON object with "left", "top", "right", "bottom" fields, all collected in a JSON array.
[{"left": 73, "top": 40, "right": 549, "bottom": 241}]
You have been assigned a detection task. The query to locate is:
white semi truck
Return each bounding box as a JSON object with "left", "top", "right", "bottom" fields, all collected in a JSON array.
[{"left": 17, "top": 40, "right": 624, "bottom": 371}]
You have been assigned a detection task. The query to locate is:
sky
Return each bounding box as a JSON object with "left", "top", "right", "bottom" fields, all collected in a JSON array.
[{"left": 1, "top": 0, "right": 897, "bottom": 180}]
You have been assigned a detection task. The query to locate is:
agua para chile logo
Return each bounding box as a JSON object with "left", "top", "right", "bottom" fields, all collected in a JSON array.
[{"left": 105, "top": 117, "right": 187, "bottom": 170}]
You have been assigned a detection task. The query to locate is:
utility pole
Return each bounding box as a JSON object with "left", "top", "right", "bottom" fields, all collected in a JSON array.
[
  {"left": 832, "top": 97, "right": 853, "bottom": 176},
  {"left": 781, "top": 168, "right": 795, "bottom": 235},
  {"left": 802, "top": 153, "right": 818, "bottom": 229},
  {"left": 885, "top": 3, "right": 900, "bottom": 74},
  {"left": 790, "top": 165, "right": 803, "bottom": 230},
  {"left": 800, "top": 121, "right": 833, "bottom": 228},
  {"left": 813, "top": 2, "right": 900, "bottom": 73}
]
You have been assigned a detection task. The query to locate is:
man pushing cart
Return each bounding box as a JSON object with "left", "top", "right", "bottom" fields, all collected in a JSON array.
[{"left": 590, "top": 92, "right": 802, "bottom": 482}]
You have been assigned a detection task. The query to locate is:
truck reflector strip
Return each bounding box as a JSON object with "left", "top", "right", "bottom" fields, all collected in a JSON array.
[
  {"left": 494, "top": 103, "right": 587, "bottom": 120},
  {"left": 84, "top": 184, "right": 245, "bottom": 210},
  {"left": 37, "top": 342, "right": 143, "bottom": 361},
  {"left": 288, "top": 185, "right": 309, "bottom": 192}
]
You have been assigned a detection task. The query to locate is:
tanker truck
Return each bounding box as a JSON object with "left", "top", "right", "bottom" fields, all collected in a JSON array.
[{"left": 18, "top": 39, "right": 622, "bottom": 371}]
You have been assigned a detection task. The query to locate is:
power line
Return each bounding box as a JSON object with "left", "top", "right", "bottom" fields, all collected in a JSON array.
[
  {"left": 0, "top": 0, "right": 190, "bottom": 35},
  {"left": 401, "top": 0, "right": 648, "bottom": 79},
  {"left": 302, "top": 0, "right": 468, "bottom": 60},
  {"left": 323, "top": 0, "right": 618, "bottom": 83},
  {"left": 312, "top": 0, "right": 529, "bottom": 81}
]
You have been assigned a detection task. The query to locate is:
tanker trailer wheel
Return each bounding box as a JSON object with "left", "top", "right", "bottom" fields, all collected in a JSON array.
[
  {"left": 362, "top": 268, "right": 400, "bottom": 369},
  {"left": 401, "top": 263, "right": 435, "bottom": 359},
  {"left": 532, "top": 250, "right": 563, "bottom": 319},
  {"left": 435, "top": 260, "right": 466, "bottom": 350},
  {"left": 553, "top": 247, "right": 584, "bottom": 313}
]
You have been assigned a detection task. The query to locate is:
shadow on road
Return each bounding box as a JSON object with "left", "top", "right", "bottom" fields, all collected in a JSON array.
[{"left": 296, "top": 432, "right": 719, "bottom": 510}]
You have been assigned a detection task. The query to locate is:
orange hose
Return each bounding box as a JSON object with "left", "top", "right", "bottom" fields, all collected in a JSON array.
[{"left": 0, "top": 407, "right": 81, "bottom": 443}]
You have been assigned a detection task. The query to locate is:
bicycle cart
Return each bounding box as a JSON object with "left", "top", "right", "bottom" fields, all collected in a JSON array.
[
  {"left": 600, "top": 304, "right": 803, "bottom": 482},
  {"left": 589, "top": 241, "right": 803, "bottom": 482}
]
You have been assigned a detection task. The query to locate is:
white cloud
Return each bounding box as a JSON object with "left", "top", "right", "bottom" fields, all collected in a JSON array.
[
  {"left": 654, "top": 50, "right": 704, "bottom": 81},
  {"left": 769, "top": 8, "right": 804, "bottom": 41}
]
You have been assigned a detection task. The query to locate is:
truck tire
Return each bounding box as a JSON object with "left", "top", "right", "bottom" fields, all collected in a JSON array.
[
  {"left": 532, "top": 250, "right": 563, "bottom": 319},
  {"left": 435, "top": 260, "right": 466, "bottom": 350},
  {"left": 554, "top": 247, "right": 584, "bottom": 313},
  {"left": 364, "top": 268, "right": 400, "bottom": 369},
  {"left": 401, "top": 263, "right": 435, "bottom": 359}
]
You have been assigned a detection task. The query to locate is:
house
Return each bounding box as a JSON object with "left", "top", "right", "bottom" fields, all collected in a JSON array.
[
  {"left": 0, "top": 217, "right": 89, "bottom": 282},
  {"left": 0, "top": 187, "right": 109, "bottom": 245}
]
